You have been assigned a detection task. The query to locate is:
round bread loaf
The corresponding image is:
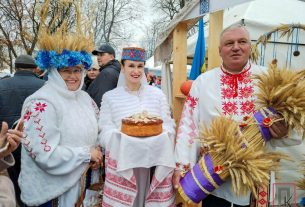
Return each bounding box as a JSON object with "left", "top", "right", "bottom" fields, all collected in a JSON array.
[{"left": 121, "top": 111, "right": 163, "bottom": 137}]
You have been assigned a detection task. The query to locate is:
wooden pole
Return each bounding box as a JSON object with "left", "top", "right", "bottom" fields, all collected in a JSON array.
[
  {"left": 172, "top": 22, "right": 187, "bottom": 125},
  {"left": 207, "top": 10, "right": 224, "bottom": 70}
]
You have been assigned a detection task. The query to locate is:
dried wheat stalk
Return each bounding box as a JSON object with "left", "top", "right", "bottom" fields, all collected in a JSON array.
[
  {"left": 199, "top": 116, "right": 288, "bottom": 198},
  {"left": 254, "top": 65, "right": 305, "bottom": 134}
]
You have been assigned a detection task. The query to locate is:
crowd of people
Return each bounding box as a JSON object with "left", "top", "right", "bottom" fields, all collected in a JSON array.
[{"left": 0, "top": 23, "right": 299, "bottom": 207}]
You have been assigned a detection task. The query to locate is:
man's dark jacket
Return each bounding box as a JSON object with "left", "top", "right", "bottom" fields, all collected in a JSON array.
[
  {"left": 0, "top": 70, "right": 45, "bottom": 205},
  {"left": 86, "top": 59, "right": 121, "bottom": 108}
]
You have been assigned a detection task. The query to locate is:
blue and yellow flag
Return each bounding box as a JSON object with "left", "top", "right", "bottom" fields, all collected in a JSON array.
[{"left": 189, "top": 18, "right": 206, "bottom": 80}]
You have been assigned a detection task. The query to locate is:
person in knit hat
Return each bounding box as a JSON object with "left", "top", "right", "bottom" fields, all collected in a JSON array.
[{"left": 83, "top": 56, "right": 100, "bottom": 90}]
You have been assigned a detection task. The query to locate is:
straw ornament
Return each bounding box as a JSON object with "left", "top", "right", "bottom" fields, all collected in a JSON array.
[
  {"left": 254, "top": 65, "right": 305, "bottom": 135},
  {"left": 178, "top": 116, "right": 289, "bottom": 204},
  {"left": 35, "top": 0, "right": 94, "bottom": 70},
  {"left": 251, "top": 24, "right": 305, "bottom": 63}
]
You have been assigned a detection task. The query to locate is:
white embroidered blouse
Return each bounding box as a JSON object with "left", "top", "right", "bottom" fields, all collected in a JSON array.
[{"left": 19, "top": 69, "right": 99, "bottom": 206}]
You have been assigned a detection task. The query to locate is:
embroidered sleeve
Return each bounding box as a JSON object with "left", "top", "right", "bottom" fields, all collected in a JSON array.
[
  {"left": 22, "top": 100, "right": 91, "bottom": 175},
  {"left": 175, "top": 79, "right": 201, "bottom": 172},
  {"left": 98, "top": 95, "right": 117, "bottom": 148},
  {"left": 159, "top": 91, "right": 176, "bottom": 140}
]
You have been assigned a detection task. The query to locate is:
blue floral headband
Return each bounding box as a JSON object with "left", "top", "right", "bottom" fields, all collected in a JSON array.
[{"left": 35, "top": 49, "right": 92, "bottom": 71}]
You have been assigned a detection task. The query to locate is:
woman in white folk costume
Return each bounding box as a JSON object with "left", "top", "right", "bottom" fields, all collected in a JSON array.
[
  {"left": 98, "top": 47, "right": 176, "bottom": 206},
  {"left": 18, "top": 2, "right": 102, "bottom": 206},
  {"left": 174, "top": 24, "right": 302, "bottom": 207}
]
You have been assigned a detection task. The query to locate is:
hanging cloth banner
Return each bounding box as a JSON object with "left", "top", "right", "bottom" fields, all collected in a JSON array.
[
  {"left": 200, "top": 0, "right": 210, "bottom": 14},
  {"left": 185, "top": 0, "right": 254, "bottom": 20}
]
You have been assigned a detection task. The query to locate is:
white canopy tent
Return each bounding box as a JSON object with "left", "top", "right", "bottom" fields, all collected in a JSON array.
[
  {"left": 224, "top": 0, "right": 305, "bottom": 69},
  {"left": 183, "top": 0, "right": 305, "bottom": 69}
]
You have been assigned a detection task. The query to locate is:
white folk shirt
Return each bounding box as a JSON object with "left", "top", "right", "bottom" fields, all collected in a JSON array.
[
  {"left": 175, "top": 63, "right": 301, "bottom": 205},
  {"left": 98, "top": 85, "right": 176, "bottom": 207},
  {"left": 19, "top": 69, "right": 99, "bottom": 206}
]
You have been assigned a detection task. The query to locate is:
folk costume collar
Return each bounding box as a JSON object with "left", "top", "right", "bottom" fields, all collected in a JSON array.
[{"left": 220, "top": 62, "right": 251, "bottom": 98}]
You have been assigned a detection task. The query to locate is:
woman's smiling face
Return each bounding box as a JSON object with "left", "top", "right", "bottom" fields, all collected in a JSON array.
[
  {"left": 122, "top": 60, "right": 145, "bottom": 89},
  {"left": 58, "top": 65, "right": 83, "bottom": 91}
]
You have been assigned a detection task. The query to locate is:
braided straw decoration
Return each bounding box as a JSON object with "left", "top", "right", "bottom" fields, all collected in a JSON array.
[
  {"left": 254, "top": 65, "right": 305, "bottom": 135},
  {"left": 200, "top": 116, "right": 288, "bottom": 198}
]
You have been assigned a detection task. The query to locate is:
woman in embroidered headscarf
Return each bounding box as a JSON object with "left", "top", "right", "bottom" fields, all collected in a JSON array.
[
  {"left": 98, "top": 47, "right": 176, "bottom": 207},
  {"left": 18, "top": 2, "right": 102, "bottom": 206}
]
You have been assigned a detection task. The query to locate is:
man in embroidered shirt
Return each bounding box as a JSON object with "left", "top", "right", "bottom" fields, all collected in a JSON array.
[{"left": 173, "top": 24, "right": 293, "bottom": 207}]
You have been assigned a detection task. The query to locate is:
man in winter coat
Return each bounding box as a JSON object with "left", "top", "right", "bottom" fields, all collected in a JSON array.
[{"left": 87, "top": 44, "right": 121, "bottom": 108}]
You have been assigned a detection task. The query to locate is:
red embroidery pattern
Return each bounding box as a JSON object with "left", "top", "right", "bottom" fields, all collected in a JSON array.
[
  {"left": 222, "top": 101, "right": 238, "bottom": 115},
  {"left": 103, "top": 185, "right": 133, "bottom": 206},
  {"left": 33, "top": 115, "right": 51, "bottom": 152},
  {"left": 221, "top": 87, "right": 235, "bottom": 99},
  {"left": 186, "top": 95, "right": 199, "bottom": 110},
  {"left": 158, "top": 175, "right": 173, "bottom": 188},
  {"left": 176, "top": 100, "right": 198, "bottom": 144},
  {"left": 22, "top": 135, "right": 36, "bottom": 159},
  {"left": 107, "top": 157, "right": 117, "bottom": 170},
  {"left": 220, "top": 75, "right": 233, "bottom": 86},
  {"left": 146, "top": 189, "right": 174, "bottom": 203},
  {"left": 23, "top": 101, "right": 52, "bottom": 157},
  {"left": 240, "top": 100, "right": 255, "bottom": 115},
  {"left": 241, "top": 72, "right": 252, "bottom": 84},
  {"left": 34, "top": 102, "right": 47, "bottom": 112},
  {"left": 220, "top": 66, "right": 255, "bottom": 117},
  {"left": 23, "top": 111, "right": 32, "bottom": 121},
  {"left": 257, "top": 186, "right": 268, "bottom": 207},
  {"left": 239, "top": 86, "right": 254, "bottom": 99},
  {"left": 29, "top": 151, "right": 36, "bottom": 159},
  {"left": 34, "top": 118, "right": 41, "bottom": 125},
  {"left": 105, "top": 171, "right": 136, "bottom": 192},
  {"left": 148, "top": 176, "right": 160, "bottom": 194},
  {"left": 33, "top": 102, "right": 52, "bottom": 152}
]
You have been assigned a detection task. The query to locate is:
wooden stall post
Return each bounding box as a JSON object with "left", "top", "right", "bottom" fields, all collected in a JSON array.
[
  {"left": 172, "top": 22, "right": 187, "bottom": 125},
  {"left": 207, "top": 10, "right": 224, "bottom": 70}
]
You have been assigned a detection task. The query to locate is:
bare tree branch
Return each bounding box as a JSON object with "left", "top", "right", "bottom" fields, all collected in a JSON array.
[
  {"left": 0, "top": 0, "right": 77, "bottom": 71},
  {"left": 87, "top": 0, "right": 141, "bottom": 48}
]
